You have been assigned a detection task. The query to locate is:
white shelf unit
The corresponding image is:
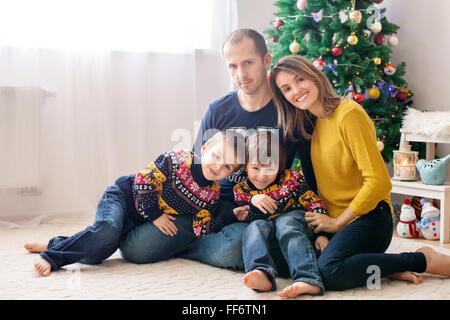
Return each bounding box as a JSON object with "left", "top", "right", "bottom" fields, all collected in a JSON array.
[{"left": 390, "top": 129, "right": 450, "bottom": 243}]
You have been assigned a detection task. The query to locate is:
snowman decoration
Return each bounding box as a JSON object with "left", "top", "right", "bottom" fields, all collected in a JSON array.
[
  {"left": 396, "top": 198, "right": 419, "bottom": 238},
  {"left": 417, "top": 198, "right": 440, "bottom": 240}
]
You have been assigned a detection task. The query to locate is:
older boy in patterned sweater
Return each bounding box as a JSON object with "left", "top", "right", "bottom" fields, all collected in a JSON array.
[
  {"left": 233, "top": 130, "right": 329, "bottom": 298},
  {"left": 27, "top": 131, "right": 245, "bottom": 277}
]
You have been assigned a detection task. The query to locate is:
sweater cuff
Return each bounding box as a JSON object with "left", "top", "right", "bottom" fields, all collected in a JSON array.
[{"left": 144, "top": 207, "right": 164, "bottom": 222}]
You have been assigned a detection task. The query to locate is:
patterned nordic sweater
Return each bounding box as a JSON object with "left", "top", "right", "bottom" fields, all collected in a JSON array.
[
  {"left": 115, "top": 150, "right": 220, "bottom": 238},
  {"left": 233, "top": 169, "right": 327, "bottom": 221}
]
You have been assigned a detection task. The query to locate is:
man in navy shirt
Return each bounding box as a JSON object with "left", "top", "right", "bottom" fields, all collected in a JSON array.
[{"left": 119, "top": 29, "right": 316, "bottom": 271}]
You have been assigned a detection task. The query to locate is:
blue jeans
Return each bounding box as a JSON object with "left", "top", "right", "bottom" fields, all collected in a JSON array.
[
  {"left": 243, "top": 210, "right": 324, "bottom": 293},
  {"left": 317, "top": 201, "right": 427, "bottom": 291},
  {"left": 120, "top": 214, "right": 249, "bottom": 270},
  {"left": 41, "top": 185, "right": 139, "bottom": 270}
]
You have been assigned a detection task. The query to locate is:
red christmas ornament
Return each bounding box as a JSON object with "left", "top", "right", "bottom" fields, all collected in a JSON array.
[
  {"left": 395, "top": 92, "right": 407, "bottom": 102},
  {"left": 331, "top": 47, "right": 343, "bottom": 57},
  {"left": 354, "top": 93, "right": 365, "bottom": 103},
  {"left": 272, "top": 36, "right": 278, "bottom": 43},
  {"left": 374, "top": 0, "right": 384, "bottom": 3},
  {"left": 274, "top": 19, "right": 283, "bottom": 30},
  {"left": 374, "top": 33, "right": 386, "bottom": 46}
]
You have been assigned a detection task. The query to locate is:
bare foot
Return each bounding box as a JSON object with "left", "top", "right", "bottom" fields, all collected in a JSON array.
[
  {"left": 242, "top": 270, "right": 272, "bottom": 292},
  {"left": 24, "top": 242, "right": 47, "bottom": 253},
  {"left": 278, "top": 281, "right": 321, "bottom": 298},
  {"left": 416, "top": 246, "right": 450, "bottom": 277},
  {"left": 34, "top": 257, "right": 51, "bottom": 277},
  {"left": 387, "top": 271, "right": 424, "bottom": 284}
]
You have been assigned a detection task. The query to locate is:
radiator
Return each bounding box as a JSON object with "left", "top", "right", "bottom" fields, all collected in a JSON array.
[{"left": 0, "top": 87, "right": 50, "bottom": 188}]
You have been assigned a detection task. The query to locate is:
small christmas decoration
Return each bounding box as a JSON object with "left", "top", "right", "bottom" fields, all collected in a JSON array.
[
  {"left": 353, "top": 93, "right": 365, "bottom": 103},
  {"left": 349, "top": 10, "right": 362, "bottom": 24},
  {"left": 396, "top": 198, "right": 419, "bottom": 238},
  {"left": 384, "top": 63, "right": 396, "bottom": 75},
  {"left": 331, "top": 47, "right": 343, "bottom": 57},
  {"left": 312, "top": 9, "right": 323, "bottom": 22},
  {"left": 271, "top": 36, "right": 278, "bottom": 43},
  {"left": 388, "top": 34, "right": 399, "bottom": 47},
  {"left": 297, "top": 0, "right": 308, "bottom": 11},
  {"left": 368, "top": 87, "right": 380, "bottom": 99},
  {"left": 289, "top": 39, "right": 301, "bottom": 54},
  {"left": 374, "top": 33, "right": 386, "bottom": 46},
  {"left": 347, "top": 34, "right": 358, "bottom": 45},
  {"left": 417, "top": 198, "right": 440, "bottom": 240},
  {"left": 377, "top": 139, "right": 384, "bottom": 152},
  {"left": 372, "top": 57, "right": 382, "bottom": 65},
  {"left": 369, "top": 21, "right": 382, "bottom": 33},
  {"left": 374, "top": 0, "right": 384, "bottom": 3},
  {"left": 395, "top": 91, "right": 407, "bottom": 102},
  {"left": 274, "top": 19, "right": 283, "bottom": 30},
  {"left": 313, "top": 59, "right": 325, "bottom": 70}
]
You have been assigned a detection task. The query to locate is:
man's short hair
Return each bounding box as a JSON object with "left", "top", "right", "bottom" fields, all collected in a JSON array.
[{"left": 221, "top": 28, "right": 268, "bottom": 59}]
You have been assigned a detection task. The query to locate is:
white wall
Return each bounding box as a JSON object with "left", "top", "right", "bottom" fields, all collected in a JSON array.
[{"left": 235, "top": 0, "right": 450, "bottom": 158}]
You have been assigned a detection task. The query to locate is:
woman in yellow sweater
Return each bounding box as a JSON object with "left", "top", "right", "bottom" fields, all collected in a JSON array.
[{"left": 269, "top": 55, "right": 450, "bottom": 290}]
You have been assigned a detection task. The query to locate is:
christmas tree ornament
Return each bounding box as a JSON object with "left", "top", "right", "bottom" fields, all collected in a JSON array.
[
  {"left": 339, "top": 9, "right": 349, "bottom": 23},
  {"left": 313, "top": 59, "right": 325, "bottom": 71},
  {"left": 395, "top": 91, "right": 407, "bottom": 102},
  {"left": 353, "top": 93, "right": 365, "bottom": 103},
  {"left": 368, "top": 87, "right": 380, "bottom": 99},
  {"left": 297, "top": 0, "right": 308, "bottom": 11},
  {"left": 274, "top": 19, "right": 283, "bottom": 30},
  {"left": 377, "top": 139, "right": 385, "bottom": 152},
  {"left": 369, "top": 21, "right": 382, "bottom": 33},
  {"left": 312, "top": 9, "right": 323, "bottom": 22},
  {"left": 272, "top": 36, "right": 278, "bottom": 43},
  {"left": 374, "top": 0, "right": 384, "bottom": 3},
  {"left": 396, "top": 198, "right": 419, "bottom": 238},
  {"left": 372, "top": 57, "right": 382, "bottom": 65},
  {"left": 388, "top": 34, "right": 399, "bottom": 47},
  {"left": 331, "top": 47, "right": 342, "bottom": 57},
  {"left": 289, "top": 39, "right": 301, "bottom": 54},
  {"left": 347, "top": 34, "right": 358, "bottom": 45},
  {"left": 349, "top": 10, "right": 362, "bottom": 24},
  {"left": 374, "top": 33, "right": 386, "bottom": 46},
  {"left": 384, "top": 63, "right": 396, "bottom": 75}
]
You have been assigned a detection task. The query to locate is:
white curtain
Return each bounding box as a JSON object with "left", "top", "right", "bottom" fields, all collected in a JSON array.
[{"left": 0, "top": 0, "right": 237, "bottom": 227}]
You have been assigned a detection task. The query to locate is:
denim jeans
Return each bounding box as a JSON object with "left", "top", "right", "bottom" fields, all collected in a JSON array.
[
  {"left": 317, "top": 201, "right": 427, "bottom": 291},
  {"left": 41, "top": 185, "right": 139, "bottom": 271},
  {"left": 120, "top": 210, "right": 249, "bottom": 270},
  {"left": 242, "top": 210, "right": 324, "bottom": 293}
]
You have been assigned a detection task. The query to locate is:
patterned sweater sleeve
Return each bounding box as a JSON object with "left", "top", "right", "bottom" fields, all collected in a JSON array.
[{"left": 133, "top": 153, "right": 168, "bottom": 222}]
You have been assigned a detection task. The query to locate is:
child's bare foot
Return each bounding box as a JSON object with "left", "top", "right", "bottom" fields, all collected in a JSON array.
[
  {"left": 242, "top": 270, "right": 272, "bottom": 292},
  {"left": 24, "top": 242, "right": 47, "bottom": 253},
  {"left": 387, "top": 271, "right": 424, "bottom": 284},
  {"left": 34, "top": 258, "right": 51, "bottom": 277},
  {"left": 278, "top": 281, "right": 321, "bottom": 298},
  {"left": 416, "top": 246, "right": 450, "bottom": 277}
]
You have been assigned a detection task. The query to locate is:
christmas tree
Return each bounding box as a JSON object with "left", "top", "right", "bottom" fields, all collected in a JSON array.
[{"left": 265, "top": 0, "right": 423, "bottom": 163}]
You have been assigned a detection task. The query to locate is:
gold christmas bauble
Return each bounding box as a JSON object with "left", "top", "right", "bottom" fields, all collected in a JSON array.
[
  {"left": 373, "top": 57, "right": 381, "bottom": 65},
  {"left": 349, "top": 10, "right": 362, "bottom": 24},
  {"left": 289, "top": 40, "right": 301, "bottom": 54},
  {"left": 347, "top": 34, "right": 358, "bottom": 45},
  {"left": 377, "top": 140, "right": 384, "bottom": 152},
  {"left": 368, "top": 87, "right": 380, "bottom": 100}
]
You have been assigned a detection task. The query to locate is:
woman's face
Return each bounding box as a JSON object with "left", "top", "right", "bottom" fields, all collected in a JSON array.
[{"left": 275, "top": 70, "right": 322, "bottom": 115}]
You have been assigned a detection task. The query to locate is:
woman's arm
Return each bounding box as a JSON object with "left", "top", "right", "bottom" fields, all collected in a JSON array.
[{"left": 305, "top": 207, "right": 359, "bottom": 234}]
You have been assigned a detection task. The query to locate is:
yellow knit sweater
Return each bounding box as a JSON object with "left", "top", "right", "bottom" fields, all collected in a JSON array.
[{"left": 311, "top": 99, "right": 393, "bottom": 219}]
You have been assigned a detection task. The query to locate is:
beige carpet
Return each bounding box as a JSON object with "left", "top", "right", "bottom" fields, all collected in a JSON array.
[{"left": 1, "top": 223, "right": 449, "bottom": 300}]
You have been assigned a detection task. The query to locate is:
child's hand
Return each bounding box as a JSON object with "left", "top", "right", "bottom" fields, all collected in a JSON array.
[
  {"left": 153, "top": 214, "right": 178, "bottom": 236},
  {"left": 315, "top": 235, "right": 329, "bottom": 253},
  {"left": 233, "top": 205, "right": 249, "bottom": 221},
  {"left": 251, "top": 195, "right": 277, "bottom": 214}
]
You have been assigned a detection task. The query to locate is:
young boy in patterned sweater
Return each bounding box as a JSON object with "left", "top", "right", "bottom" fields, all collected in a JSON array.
[
  {"left": 233, "top": 130, "right": 330, "bottom": 298},
  {"left": 26, "top": 131, "right": 245, "bottom": 277}
]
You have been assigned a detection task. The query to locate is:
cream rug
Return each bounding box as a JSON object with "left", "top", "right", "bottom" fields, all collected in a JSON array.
[{"left": 1, "top": 223, "right": 449, "bottom": 300}]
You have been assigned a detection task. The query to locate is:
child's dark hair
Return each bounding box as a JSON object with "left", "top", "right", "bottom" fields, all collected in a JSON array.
[
  {"left": 245, "top": 130, "right": 287, "bottom": 175},
  {"left": 204, "top": 130, "right": 246, "bottom": 172}
]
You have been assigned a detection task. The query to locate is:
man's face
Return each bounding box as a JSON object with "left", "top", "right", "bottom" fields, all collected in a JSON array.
[{"left": 222, "top": 37, "right": 271, "bottom": 96}]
